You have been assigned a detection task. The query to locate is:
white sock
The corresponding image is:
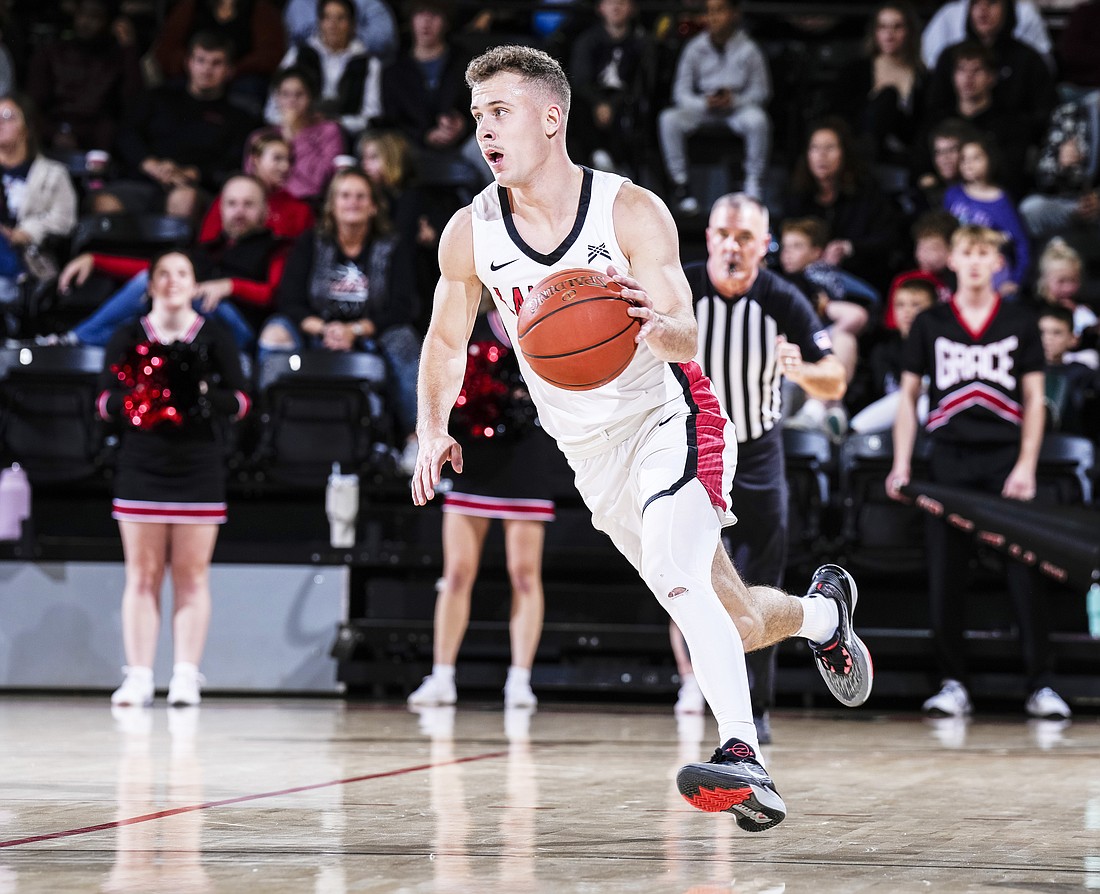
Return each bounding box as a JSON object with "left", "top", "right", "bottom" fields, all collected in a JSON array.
[
  {"left": 126, "top": 665, "right": 153, "bottom": 679},
  {"left": 796, "top": 596, "right": 840, "bottom": 644},
  {"left": 432, "top": 664, "right": 455, "bottom": 680},
  {"left": 505, "top": 666, "right": 530, "bottom": 688},
  {"left": 679, "top": 672, "right": 698, "bottom": 691},
  {"left": 172, "top": 662, "right": 199, "bottom": 677}
]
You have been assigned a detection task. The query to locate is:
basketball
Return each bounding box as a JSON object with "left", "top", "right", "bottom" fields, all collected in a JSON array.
[{"left": 517, "top": 268, "right": 640, "bottom": 391}]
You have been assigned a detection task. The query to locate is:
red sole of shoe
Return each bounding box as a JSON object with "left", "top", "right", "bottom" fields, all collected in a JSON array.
[
  {"left": 677, "top": 768, "right": 787, "bottom": 831},
  {"left": 682, "top": 783, "right": 754, "bottom": 812}
]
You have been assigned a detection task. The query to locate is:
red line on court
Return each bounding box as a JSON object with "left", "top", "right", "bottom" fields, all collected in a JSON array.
[{"left": 0, "top": 749, "right": 509, "bottom": 849}]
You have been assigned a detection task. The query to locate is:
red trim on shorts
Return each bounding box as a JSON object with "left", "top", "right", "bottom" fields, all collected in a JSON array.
[
  {"left": 680, "top": 361, "right": 729, "bottom": 512},
  {"left": 442, "top": 493, "right": 555, "bottom": 522},
  {"left": 112, "top": 499, "right": 226, "bottom": 525}
]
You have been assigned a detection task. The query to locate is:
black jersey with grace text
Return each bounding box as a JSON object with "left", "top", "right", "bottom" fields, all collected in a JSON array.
[{"left": 902, "top": 297, "right": 1043, "bottom": 444}]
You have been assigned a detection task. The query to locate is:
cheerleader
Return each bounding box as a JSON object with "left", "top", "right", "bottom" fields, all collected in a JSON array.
[
  {"left": 407, "top": 298, "right": 557, "bottom": 710},
  {"left": 97, "top": 250, "right": 250, "bottom": 707}
]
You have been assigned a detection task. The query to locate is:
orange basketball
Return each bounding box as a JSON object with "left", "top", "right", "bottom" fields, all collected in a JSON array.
[{"left": 517, "top": 268, "right": 640, "bottom": 391}]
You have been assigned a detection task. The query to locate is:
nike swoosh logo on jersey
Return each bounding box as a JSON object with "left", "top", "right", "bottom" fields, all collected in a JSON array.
[{"left": 490, "top": 258, "right": 518, "bottom": 271}]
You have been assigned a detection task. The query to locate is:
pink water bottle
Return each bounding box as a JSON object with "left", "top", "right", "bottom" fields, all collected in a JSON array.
[{"left": 0, "top": 463, "right": 31, "bottom": 540}]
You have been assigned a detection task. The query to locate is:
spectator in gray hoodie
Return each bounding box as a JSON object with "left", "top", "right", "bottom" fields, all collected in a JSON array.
[{"left": 657, "top": 0, "right": 770, "bottom": 214}]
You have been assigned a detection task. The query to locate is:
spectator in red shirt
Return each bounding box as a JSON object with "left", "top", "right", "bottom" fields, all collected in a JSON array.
[
  {"left": 204, "top": 131, "right": 315, "bottom": 241},
  {"left": 51, "top": 175, "right": 286, "bottom": 350}
]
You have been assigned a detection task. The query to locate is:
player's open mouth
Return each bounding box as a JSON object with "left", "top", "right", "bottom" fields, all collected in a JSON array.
[{"left": 485, "top": 149, "right": 504, "bottom": 166}]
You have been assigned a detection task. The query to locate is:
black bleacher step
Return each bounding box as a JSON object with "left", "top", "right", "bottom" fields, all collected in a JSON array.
[{"left": 349, "top": 618, "right": 674, "bottom": 657}]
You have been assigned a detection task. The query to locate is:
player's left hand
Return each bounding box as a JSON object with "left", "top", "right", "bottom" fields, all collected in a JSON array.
[{"left": 610, "top": 267, "right": 661, "bottom": 344}]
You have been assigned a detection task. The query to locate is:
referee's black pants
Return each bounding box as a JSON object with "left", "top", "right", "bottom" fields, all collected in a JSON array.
[
  {"left": 724, "top": 429, "right": 789, "bottom": 715},
  {"left": 926, "top": 440, "right": 1054, "bottom": 692}
]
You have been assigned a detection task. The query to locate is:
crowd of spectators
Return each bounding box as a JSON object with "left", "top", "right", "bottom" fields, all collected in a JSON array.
[{"left": 0, "top": 0, "right": 1096, "bottom": 469}]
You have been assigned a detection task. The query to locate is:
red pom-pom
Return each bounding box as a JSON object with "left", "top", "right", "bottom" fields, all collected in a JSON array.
[{"left": 109, "top": 339, "right": 195, "bottom": 430}]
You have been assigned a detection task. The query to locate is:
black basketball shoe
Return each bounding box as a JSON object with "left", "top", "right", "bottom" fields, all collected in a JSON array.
[
  {"left": 805, "top": 564, "right": 873, "bottom": 707},
  {"left": 676, "top": 738, "right": 786, "bottom": 832}
]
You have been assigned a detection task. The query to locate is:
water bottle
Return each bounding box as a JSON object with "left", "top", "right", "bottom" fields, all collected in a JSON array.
[
  {"left": 325, "top": 462, "right": 359, "bottom": 548},
  {"left": 0, "top": 463, "right": 31, "bottom": 541},
  {"left": 1087, "top": 582, "right": 1100, "bottom": 639}
]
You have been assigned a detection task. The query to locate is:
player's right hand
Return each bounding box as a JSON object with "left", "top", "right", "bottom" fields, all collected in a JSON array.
[{"left": 411, "top": 434, "right": 463, "bottom": 506}]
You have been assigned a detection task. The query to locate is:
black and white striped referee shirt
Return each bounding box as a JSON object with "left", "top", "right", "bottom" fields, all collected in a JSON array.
[{"left": 687, "top": 263, "right": 833, "bottom": 445}]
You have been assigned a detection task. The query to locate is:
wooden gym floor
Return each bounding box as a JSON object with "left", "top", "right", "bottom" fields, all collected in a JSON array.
[{"left": 0, "top": 696, "right": 1096, "bottom": 893}]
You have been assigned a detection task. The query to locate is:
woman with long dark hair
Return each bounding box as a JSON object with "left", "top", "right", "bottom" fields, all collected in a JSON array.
[
  {"left": 258, "top": 66, "right": 345, "bottom": 202},
  {"left": 833, "top": 2, "right": 926, "bottom": 165},
  {"left": 785, "top": 117, "right": 903, "bottom": 288}
]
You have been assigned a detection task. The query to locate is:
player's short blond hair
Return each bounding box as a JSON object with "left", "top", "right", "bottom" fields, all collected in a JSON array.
[
  {"left": 466, "top": 44, "right": 571, "bottom": 116},
  {"left": 950, "top": 224, "right": 1005, "bottom": 251}
]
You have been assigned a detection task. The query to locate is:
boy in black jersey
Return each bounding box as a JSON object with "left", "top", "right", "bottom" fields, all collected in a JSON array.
[{"left": 887, "top": 224, "right": 1071, "bottom": 721}]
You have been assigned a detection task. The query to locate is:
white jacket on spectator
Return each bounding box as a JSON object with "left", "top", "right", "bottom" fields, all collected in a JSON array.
[
  {"left": 17, "top": 156, "right": 78, "bottom": 246},
  {"left": 920, "top": 0, "right": 1051, "bottom": 69}
]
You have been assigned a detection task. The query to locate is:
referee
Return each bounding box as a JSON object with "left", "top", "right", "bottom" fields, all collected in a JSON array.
[{"left": 671, "top": 193, "right": 847, "bottom": 742}]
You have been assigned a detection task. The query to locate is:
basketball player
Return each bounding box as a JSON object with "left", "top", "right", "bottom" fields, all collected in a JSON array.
[
  {"left": 887, "top": 224, "right": 1071, "bottom": 721},
  {"left": 412, "top": 45, "right": 872, "bottom": 831},
  {"left": 671, "top": 192, "right": 849, "bottom": 744}
]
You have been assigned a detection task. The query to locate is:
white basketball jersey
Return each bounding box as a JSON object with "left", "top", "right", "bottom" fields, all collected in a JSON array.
[{"left": 471, "top": 167, "right": 685, "bottom": 453}]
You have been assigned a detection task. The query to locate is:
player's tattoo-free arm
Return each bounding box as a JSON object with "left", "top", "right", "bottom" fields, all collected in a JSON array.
[
  {"left": 412, "top": 209, "right": 481, "bottom": 506},
  {"left": 417, "top": 209, "right": 480, "bottom": 438},
  {"left": 611, "top": 184, "right": 698, "bottom": 362}
]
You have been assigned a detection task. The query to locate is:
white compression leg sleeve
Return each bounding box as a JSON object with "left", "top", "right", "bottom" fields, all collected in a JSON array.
[{"left": 639, "top": 479, "right": 757, "bottom": 749}]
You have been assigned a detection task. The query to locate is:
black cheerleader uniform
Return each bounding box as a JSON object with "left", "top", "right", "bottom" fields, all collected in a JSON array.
[
  {"left": 97, "top": 315, "right": 251, "bottom": 525},
  {"left": 443, "top": 310, "right": 556, "bottom": 522}
]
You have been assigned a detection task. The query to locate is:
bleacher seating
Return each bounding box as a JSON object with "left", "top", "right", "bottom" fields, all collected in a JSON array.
[
  {"left": 839, "top": 430, "right": 932, "bottom": 574},
  {"left": 70, "top": 213, "right": 193, "bottom": 259},
  {"left": 0, "top": 345, "right": 109, "bottom": 484},
  {"left": 252, "top": 350, "right": 393, "bottom": 488},
  {"left": 1036, "top": 432, "right": 1095, "bottom": 506},
  {"left": 782, "top": 426, "right": 833, "bottom": 575}
]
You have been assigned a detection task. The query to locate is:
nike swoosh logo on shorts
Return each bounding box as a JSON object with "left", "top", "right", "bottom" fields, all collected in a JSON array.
[
  {"left": 490, "top": 259, "right": 518, "bottom": 271},
  {"left": 657, "top": 414, "right": 677, "bottom": 427}
]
